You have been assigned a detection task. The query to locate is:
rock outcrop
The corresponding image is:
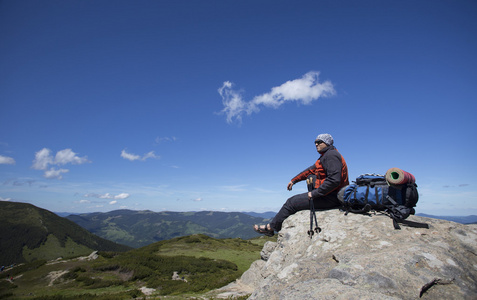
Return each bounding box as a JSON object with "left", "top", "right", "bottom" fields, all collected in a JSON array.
[{"left": 219, "top": 209, "right": 477, "bottom": 299}]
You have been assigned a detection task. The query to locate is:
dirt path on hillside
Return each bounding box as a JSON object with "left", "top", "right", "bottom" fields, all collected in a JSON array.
[{"left": 46, "top": 270, "right": 69, "bottom": 286}]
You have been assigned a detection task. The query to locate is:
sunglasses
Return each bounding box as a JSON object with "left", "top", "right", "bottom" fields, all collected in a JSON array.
[{"left": 315, "top": 140, "right": 324, "bottom": 145}]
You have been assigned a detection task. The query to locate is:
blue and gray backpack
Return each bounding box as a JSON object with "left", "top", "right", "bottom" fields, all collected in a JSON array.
[{"left": 337, "top": 174, "right": 428, "bottom": 229}]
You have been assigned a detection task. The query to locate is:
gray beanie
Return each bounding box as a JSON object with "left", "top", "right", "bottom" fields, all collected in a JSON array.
[{"left": 315, "top": 133, "right": 333, "bottom": 146}]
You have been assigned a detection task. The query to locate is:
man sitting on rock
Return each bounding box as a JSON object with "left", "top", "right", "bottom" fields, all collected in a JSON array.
[{"left": 254, "top": 133, "right": 349, "bottom": 236}]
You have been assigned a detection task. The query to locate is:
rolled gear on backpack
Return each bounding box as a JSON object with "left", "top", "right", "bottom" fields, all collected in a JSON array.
[{"left": 385, "top": 167, "right": 415, "bottom": 185}]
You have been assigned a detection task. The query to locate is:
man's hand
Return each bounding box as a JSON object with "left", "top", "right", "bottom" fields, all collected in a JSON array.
[
  {"left": 308, "top": 192, "right": 313, "bottom": 200},
  {"left": 287, "top": 181, "right": 294, "bottom": 191}
]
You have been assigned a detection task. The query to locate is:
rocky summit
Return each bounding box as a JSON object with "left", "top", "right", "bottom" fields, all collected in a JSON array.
[{"left": 216, "top": 209, "right": 477, "bottom": 299}]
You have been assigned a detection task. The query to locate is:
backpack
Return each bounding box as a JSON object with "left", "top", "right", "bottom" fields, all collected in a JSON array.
[{"left": 337, "top": 172, "right": 428, "bottom": 230}]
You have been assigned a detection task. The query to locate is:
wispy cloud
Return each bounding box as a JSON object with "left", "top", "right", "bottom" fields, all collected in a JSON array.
[
  {"left": 155, "top": 136, "right": 178, "bottom": 144},
  {"left": 0, "top": 155, "right": 15, "bottom": 165},
  {"left": 121, "top": 150, "right": 159, "bottom": 161},
  {"left": 443, "top": 184, "right": 470, "bottom": 188},
  {"left": 219, "top": 185, "right": 248, "bottom": 192},
  {"left": 31, "top": 148, "right": 90, "bottom": 179},
  {"left": 78, "top": 193, "right": 129, "bottom": 207},
  {"left": 3, "top": 179, "right": 36, "bottom": 187},
  {"left": 84, "top": 192, "right": 130, "bottom": 200},
  {"left": 218, "top": 71, "right": 336, "bottom": 124}
]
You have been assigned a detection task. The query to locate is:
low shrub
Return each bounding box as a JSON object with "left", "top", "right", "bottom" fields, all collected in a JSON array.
[
  {"left": 97, "top": 251, "right": 119, "bottom": 259},
  {"left": 184, "top": 237, "right": 201, "bottom": 243},
  {"left": 93, "top": 264, "right": 120, "bottom": 272},
  {"left": 0, "top": 260, "right": 46, "bottom": 279},
  {"left": 128, "top": 288, "right": 142, "bottom": 298}
]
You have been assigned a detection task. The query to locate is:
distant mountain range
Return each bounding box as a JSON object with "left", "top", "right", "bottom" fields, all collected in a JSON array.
[
  {"left": 0, "top": 201, "right": 131, "bottom": 266},
  {"left": 416, "top": 213, "right": 477, "bottom": 224},
  {"left": 57, "top": 210, "right": 277, "bottom": 219},
  {"left": 241, "top": 211, "right": 277, "bottom": 219},
  {"left": 63, "top": 210, "right": 477, "bottom": 249},
  {"left": 3, "top": 199, "right": 475, "bottom": 269},
  {"left": 66, "top": 209, "right": 271, "bottom": 248}
]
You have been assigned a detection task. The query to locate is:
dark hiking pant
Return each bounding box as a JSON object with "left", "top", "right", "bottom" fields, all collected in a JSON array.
[{"left": 269, "top": 192, "right": 340, "bottom": 232}]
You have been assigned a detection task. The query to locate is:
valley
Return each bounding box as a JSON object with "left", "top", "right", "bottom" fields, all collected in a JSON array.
[{"left": 0, "top": 202, "right": 274, "bottom": 299}]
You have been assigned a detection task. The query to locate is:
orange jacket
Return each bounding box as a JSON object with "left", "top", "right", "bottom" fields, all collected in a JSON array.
[{"left": 291, "top": 145, "right": 349, "bottom": 198}]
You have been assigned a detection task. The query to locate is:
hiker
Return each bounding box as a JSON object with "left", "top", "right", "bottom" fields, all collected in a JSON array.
[{"left": 254, "top": 133, "right": 349, "bottom": 236}]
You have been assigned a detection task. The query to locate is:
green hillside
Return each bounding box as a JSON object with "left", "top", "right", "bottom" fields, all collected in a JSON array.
[
  {"left": 0, "top": 233, "right": 274, "bottom": 299},
  {"left": 140, "top": 233, "right": 269, "bottom": 273},
  {"left": 0, "top": 202, "right": 132, "bottom": 266},
  {"left": 66, "top": 209, "right": 270, "bottom": 248}
]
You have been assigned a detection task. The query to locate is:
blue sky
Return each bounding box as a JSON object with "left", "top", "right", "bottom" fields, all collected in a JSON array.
[{"left": 1, "top": 0, "right": 476, "bottom": 216}]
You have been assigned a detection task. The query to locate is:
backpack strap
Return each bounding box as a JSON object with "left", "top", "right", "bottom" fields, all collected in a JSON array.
[
  {"left": 390, "top": 215, "right": 430, "bottom": 229},
  {"left": 397, "top": 218, "right": 430, "bottom": 229},
  {"left": 345, "top": 203, "right": 372, "bottom": 215},
  {"left": 386, "top": 195, "right": 398, "bottom": 205},
  {"left": 384, "top": 204, "right": 429, "bottom": 229}
]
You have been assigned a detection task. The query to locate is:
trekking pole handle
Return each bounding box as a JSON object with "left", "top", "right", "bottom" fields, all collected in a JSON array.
[{"left": 306, "top": 175, "right": 316, "bottom": 192}]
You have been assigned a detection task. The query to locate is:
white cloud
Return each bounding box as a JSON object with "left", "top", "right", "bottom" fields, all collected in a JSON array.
[
  {"left": 84, "top": 192, "right": 130, "bottom": 200},
  {"left": 32, "top": 148, "right": 53, "bottom": 170},
  {"left": 44, "top": 168, "right": 69, "bottom": 179},
  {"left": 218, "top": 81, "right": 247, "bottom": 124},
  {"left": 109, "top": 200, "right": 118, "bottom": 205},
  {"left": 32, "top": 148, "right": 90, "bottom": 179},
  {"left": 0, "top": 155, "right": 15, "bottom": 165},
  {"left": 54, "top": 149, "right": 90, "bottom": 165},
  {"left": 0, "top": 197, "right": 12, "bottom": 201},
  {"left": 79, "top": 199, "right": 91, "bottom": 204},
  {"left": 120, "top": 150, "right": 141, "bottom": 161},
  {"left": 218, "top": 71, "right": 336, "bottom": 124},
  {"left": 193, "top": 198, "right": 203, "bottom": 202},
  {"left": 113, "top": 193, "right": 130, "bottom": 199},
  {"left": 121, "top": 149, "right": 159, "bottom": 161}
]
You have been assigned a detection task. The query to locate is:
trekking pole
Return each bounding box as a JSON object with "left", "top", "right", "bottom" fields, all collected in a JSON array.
[
  {"left": 308, "top": 196, "right": 321, "bottom": 238},
  {"left": 307, "top": 175, "right": 321, "bottom": 239}
]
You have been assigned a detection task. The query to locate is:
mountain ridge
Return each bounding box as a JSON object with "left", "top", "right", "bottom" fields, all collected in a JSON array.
[
  {"left": 66, "top": 209, "right": 270, "bottom": 248},
  {"left": 0, "top": 201, "right": 132, "bottom": 266},
  {"left": 57, "top": 209, "right": 477, "bottom": 224},
  {"left": 416, "top": 213, "right": 477, "bottom": 224}
]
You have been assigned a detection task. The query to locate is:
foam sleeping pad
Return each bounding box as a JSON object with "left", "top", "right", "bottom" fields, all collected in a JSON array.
[{"left": 385, "top": 167, "right": 416, "bottom": 185}]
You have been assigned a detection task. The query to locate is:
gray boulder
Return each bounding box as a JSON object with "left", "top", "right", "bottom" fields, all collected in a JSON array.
[{"left": 222, "top": 209, "right": 477, "bottom": 299}]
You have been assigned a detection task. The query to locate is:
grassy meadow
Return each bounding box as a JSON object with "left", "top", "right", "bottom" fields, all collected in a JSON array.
[{"left": 0, "top": 234, "right": 275, "bottom": 299}]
